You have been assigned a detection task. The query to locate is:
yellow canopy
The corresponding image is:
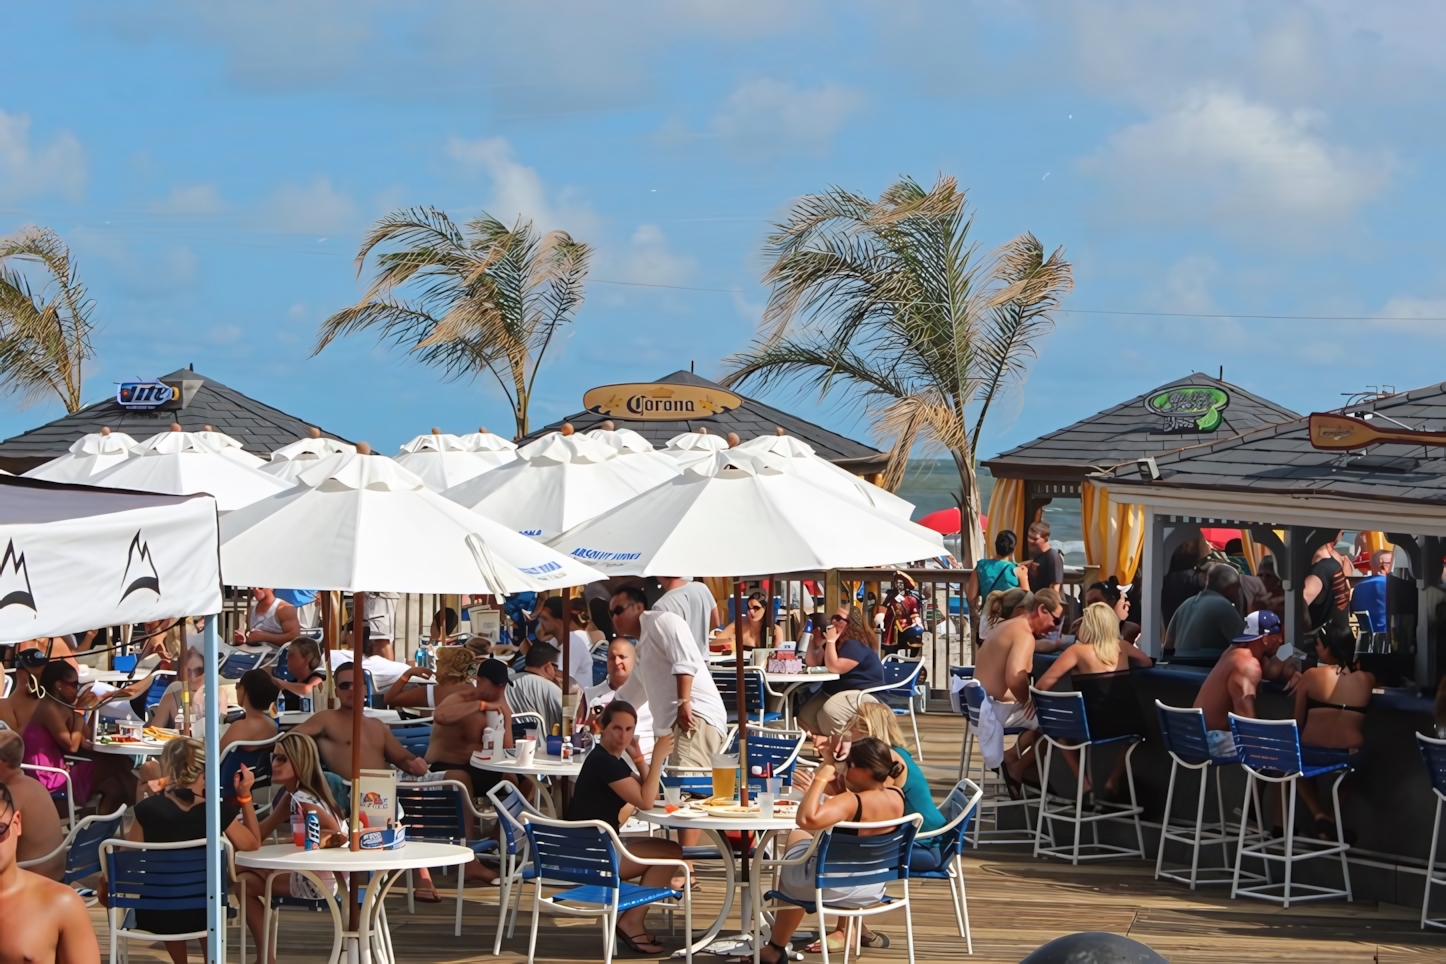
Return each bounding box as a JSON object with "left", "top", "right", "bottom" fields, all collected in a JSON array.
[
  {"left": 984, "top": 477, "right": 1027, "bottom": 560},
  {"left": 1081, "top": 479, "right": 1144, "bottom": 584}
]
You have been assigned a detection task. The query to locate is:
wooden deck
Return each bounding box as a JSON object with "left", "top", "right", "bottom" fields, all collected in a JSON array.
[{"left": 89, "top": 710, "right": 1446, "bottom": 963}]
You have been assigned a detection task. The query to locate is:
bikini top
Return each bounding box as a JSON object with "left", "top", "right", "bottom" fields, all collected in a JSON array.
[
  {"left": 838, "top": 786, "right": 907, "bottom": 836},
  {"left": 1306, "top": 695, "right": 1367, "bottom": 714}
]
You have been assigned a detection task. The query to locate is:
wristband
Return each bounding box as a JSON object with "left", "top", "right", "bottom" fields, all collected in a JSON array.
[{"left": 235, "top": 795, "right": 253, "bottom": 805}]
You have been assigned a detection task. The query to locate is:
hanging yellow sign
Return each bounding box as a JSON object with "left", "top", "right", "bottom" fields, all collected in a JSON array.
[{"left": 582, "top": 383, "right": 744, "bottom": 420}]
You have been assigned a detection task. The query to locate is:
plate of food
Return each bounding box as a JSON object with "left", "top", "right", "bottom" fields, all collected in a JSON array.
[{"left": 697, "top": 797, "right": 799, "bottom": 818}]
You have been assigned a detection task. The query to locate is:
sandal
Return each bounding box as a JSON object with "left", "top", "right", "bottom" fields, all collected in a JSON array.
[
  {"left": 732, "top": 941, "right": 787, "bottom": 963},
  {"left": 413, "top": 888, "right": 443, "bottom": 904},
  {"left": 615, "top": 927, "right": 665, "bottom": 956},
  {"left": 804, "top": 935, "right": 845, "bottom": 954},
  {"left": 859, "top": 932, "right": 890, "bottom": 949}
]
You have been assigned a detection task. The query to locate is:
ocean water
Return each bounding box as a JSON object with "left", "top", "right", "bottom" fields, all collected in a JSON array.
[{"left": 895, "top": 459, "right": 1085, "bottom": 565}]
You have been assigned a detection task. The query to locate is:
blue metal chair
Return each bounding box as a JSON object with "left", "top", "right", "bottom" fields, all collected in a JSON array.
[
  {"left": 712, "top": 669, "right": 781, "bottom": 726},
  {"left": 592, "top": 655, "right": 609, "bottom": 686},
  {"left": 1030, "top": 686, "right": 1145, "bottom": 864},
  {"left": 523, "top": 813, "right": 692, "bottom": 964},
  {"left": 1228, "top": 713, "right": 1352, "bottom": 906},
  {"left": 143, "top": 672, "right": 176, "bottom": 712},
  {"left": 392, "top": 723, "right": 433, "bottom": 758},
  {"left": 101, "top": 837, "right": 229, "bottom": 964},
  {"left": 395, "top": 779, "right": 497, "bottom": 935},
  {"left": 863, "top": 658, "right": 926, "bottom": 760},
  {"left": 219, "top": 648, "right": 262, "bottom": 679},
  {"left": 1153, "top": 701, "right": 1264, "bottom": 889},
  {"left": 753, "top": 815, "right": 921, "bottom": 964},
  {"left": 957, "top": 680, "right": 1036, "bottom": 847},
  {"left": 1417, "top": 733, "right": 1446, "bottom": 929},
  {"left": 218, "top": 734, "right": 280, "bottom": 803},
  {"left": 112, "top": 654, "right": 138, "bottom": 674},
  {"left": 911, "top": 779, "right": 982, "bottom": 952},
  {"left": 22, "top": 763, "right": 77, "bottom": 829},
  {"left": 488, "top": 781, "right": 546, "bottom": 954},
  {"left": 19, "top": 806, "right": 125, "bottom": 896},
  {"left": 511, "top": 711, "right": 545, "bottom": 742}
]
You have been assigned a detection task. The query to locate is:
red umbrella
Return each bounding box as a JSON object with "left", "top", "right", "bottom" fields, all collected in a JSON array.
[
  {"left": 1200, "top": 527, "right": 1243, "bottom": 551},
  {"left": 916, "top": 508, "right": 987, "bottom": 536}
]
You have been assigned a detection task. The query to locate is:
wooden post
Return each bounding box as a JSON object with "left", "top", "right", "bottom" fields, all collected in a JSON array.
[
  {"left": 561, "top": 586, "right": 573, "bottom": 812},
  {"left": 180, "top": 618, "right": 191, "bottom": 736}
]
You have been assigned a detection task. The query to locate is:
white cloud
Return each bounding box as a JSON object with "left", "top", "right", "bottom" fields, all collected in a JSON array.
[
  {"left": 1083, "top": 87, "right": 1392, "bottom": 231},
  {"left": 1373, "top": 296, "right": 1446, "bottom": 336},
  {"left": 1162, "top": 255, "right": 1219, "bottom": 315},
  {"left": 0, "top": 110, "right": 85, "bottom": 203},
  {"left": 447, "top": 136, "right": 598, "bottom": 236},
  {"left": 621, "top": 224, "right": 695, "bottom": 287},
  {"left": 706, "top": 79, "right": 863, "bottom": 158},
  {"left": 154, "top": 182, "right": 226, "bottom": 215},
  {"left": 257, "top": 176, "right": 358, "bottom": 234}
]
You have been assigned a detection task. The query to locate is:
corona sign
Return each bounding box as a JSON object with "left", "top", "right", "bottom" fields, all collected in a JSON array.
[{"left": 582, "top": 383, "right": 743, "bottom": 421}]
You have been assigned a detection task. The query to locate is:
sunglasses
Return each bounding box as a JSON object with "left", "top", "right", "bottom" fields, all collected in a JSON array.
[
  {"left": 747, "top": 604, "right": 765, "bottom": 612},
  {"left": 609, "top": 605, "right": 632, "bottom": 617},
  {"left": 0, "top": 809, "right": 12, "bottom": 842},
  {"left": 829, "top": 614, "right": 848, "bottom": 623},
  {"left": 270, "top": 753, "right": 290, "bottom": 764},
  {"left": 187, "top": 666, "right": 205, "bottom": 678},
  {"left": 336, "top": 681, "right": 354, "bottom": 691}
]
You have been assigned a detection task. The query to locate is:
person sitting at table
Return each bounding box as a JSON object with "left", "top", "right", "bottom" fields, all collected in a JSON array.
[
  {"left": 0, "top": 648, "right": 47, "bottom": 732},
  {"left": 0, "top": 729, "right": 65, "bottom": 880},
  {"left": 116, "top": 737, "right": 260, "bottom": 964},
  {"left": 709, "top": 592, "right": 768, "bottom": 653},
  {"left": 233, "top": 587, "right": 301, "bottom": 647},
  {"left": 151, "top": 647, "right": 232, "bottom": 732},
  {"left": 291, "top": 663, "right": 429, "bottom": 781},
  {"left": 0, "top": 780, "right": 101, "bottom": 964},
  {"left": 429, "top": 658, "right": 514, "bottom": 797},
  {"left": 220, "top": 670, "right": 281, "bottom": 755},
  {"left": 385, "top": 645, "right": 475, "bottom": 711},
  {"left": 797, "top": 606, "right": 885, "bottom": 738},
  {"left": 747, "top": 738, "right": 908, "bottom": 964},
  {"left": 793, "top": 702, "right": 942, "bottom": 953},
  {"left": 973, "top": 588, "right": 1064, "bottom": 793},
  {"left": 234, "top": 732, "right": 345, "bottom": 964},
  {"left": 1192, "top": 610, "right": 1295, "bottom": 760},
  {"left": 532, "top": 597, "right": 595, "bottom": 695},
  {"left": 565, "top": 700, "right": 681, "bottom": 956},
  {"left": 577, "top": 637, "right": 654, "bottom": 756},
  {"left": 1036, "top": 602, "right": 1152, "bottom": 802},
  {"left": 271, "top": 639, "right": 326, "bottom": 711},
  {"left": 23, "top": 661, "right": 138, "bottom": 816},
  {"left": 337, "top": 623, "right": 412, "bottom": 692},
  {"left": 506, "top": 642, "right": 564, "bottom": 737},
  {"left": 1293, "top": 620, "right": 1374, "bottom": 842}
]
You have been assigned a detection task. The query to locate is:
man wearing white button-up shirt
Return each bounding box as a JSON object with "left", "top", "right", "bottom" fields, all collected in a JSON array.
[{"left": 609, "top": 586, "right": 727, "bottom": 770}]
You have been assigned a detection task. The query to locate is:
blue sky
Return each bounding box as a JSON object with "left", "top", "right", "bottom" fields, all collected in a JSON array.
[{"left": 3, "top": 2, "right": 1446, "bottom": 463}]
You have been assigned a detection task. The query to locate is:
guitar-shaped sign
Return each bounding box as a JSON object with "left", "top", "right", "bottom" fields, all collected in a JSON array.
[{"left": 1308, "top": 412, "right": 1446, "bottom": 451}]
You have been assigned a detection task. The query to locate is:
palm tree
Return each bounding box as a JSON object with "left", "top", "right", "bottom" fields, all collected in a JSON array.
[
  {"left": 316, "top": 207, "right": 592, "bottom": 438},
  {"left": 0, "top": 227, "right": 95, "bottom": 413},
  {"left": 722, "top": 176, "right": 1072, "bottom": 564}
]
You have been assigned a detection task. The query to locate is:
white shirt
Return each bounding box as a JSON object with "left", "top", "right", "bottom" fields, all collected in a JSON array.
[
  {"left": 554, "top": 629, "right": 594, "bottom": 695},
  {"left": 326, "top": 648, "right": 410, "bottom": 691},
  {"left": 583, "top": 677, "right": 655, "bottom": 755},
  {"left": 616, "top": 610, "right": 727, "bottom": 738},
  {"left": 653, "top": 581, "right": 718, "bottom": 655}
]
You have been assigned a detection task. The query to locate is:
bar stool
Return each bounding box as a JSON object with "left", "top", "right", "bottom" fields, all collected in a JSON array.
[
  {"left": 958, "top": 679, "right": 1037, "bottom": 846},
  {"left": 1228, "top": 714, "right": 1352, "bottom": 907},
  {"left": 1029, "top": 686, "right": 1145, "bottom": 864},
  {"left": 1153, "top": 701, "right": 1263, "bottom": 889},
  {"left": 1415, "top": 733, "right": 1446, "bottom": 929}
]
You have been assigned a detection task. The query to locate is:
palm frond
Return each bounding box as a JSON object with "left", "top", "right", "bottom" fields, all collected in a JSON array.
[{"left": 0, "top": 227, "right": 94, "bottom": 412}]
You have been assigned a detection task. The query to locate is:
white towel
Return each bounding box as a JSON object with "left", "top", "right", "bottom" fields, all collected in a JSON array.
[{"left": 970, "top": 681, "right": 1007, "bottom": 770}]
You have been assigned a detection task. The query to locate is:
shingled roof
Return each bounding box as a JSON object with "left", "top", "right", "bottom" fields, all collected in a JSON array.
[
  {"left": 0, "top": 367, "right": 351, "bottom": 474},
  {"left": 983, "top": 373, "right": 1299, "bottom": 480},
  {"left": 520, "top": 370, "right": 886, "bottom": 470},
  {"left": 1101, "top": 381, "right": 1446, "bottom": 507}
]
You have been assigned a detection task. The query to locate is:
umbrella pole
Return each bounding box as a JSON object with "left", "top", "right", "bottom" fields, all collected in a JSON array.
[
  {"left": 561, "top": 587, "right": 572, "bottom": 812},
  {"left": 733, "top": 579, "right": 750, "bottom": 898},
  {"left": 350, "top": 592, "right": 365, "bottom": 851},
  {"left": 320, "top": 592, "right": 335, "bottom": 708},
  {"left": 180, "top": 618, "right": 191, "bottom": 736}
]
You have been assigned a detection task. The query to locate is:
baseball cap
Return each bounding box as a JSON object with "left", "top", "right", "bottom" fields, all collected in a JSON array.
[
  {"left": 1234, "top": 610, "right": 1282, "bottom": 643},
  {"left": 475, "top": 658, "right": 510, "bottom": 688}
]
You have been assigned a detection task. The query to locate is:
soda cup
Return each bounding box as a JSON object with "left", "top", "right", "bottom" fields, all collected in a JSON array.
[
  {"left": 305, "top": 810, "right": 320, "bottom": 851},
  {"left": 291, "top": 813, "right": 305, "bottom": 848}
]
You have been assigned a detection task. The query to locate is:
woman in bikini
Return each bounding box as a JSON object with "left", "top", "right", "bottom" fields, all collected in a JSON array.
[
  {"left": 740, "top": 738, "right": 907, "bottom": 963},
  {"left": 1293, "top": 620, "right": 1374, "bottom": 840}
]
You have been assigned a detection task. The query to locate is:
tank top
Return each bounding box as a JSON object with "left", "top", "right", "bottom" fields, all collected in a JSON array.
[{"left": 252, "top": 598, "right": 285, "bottom": 635}]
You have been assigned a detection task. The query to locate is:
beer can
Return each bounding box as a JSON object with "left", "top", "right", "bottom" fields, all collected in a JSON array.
[{"left": 305, "top": 810, "right": 320, "bottom": 851}]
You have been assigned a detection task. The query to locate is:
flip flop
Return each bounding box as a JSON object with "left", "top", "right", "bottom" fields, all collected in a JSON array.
[
  {"left": 614, "top": 927, "right": 665, "bottom": 956},
  {"left": 804, "top": 935, "right": 845, "bottom": 954},
  {"left": 413, "top": 888, "right": 443, "bottom": 904}
]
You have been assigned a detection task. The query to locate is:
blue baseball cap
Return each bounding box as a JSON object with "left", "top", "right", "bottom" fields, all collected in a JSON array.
[{"left": 1234, "top": 610, "right": 1282, "bottom": 642}]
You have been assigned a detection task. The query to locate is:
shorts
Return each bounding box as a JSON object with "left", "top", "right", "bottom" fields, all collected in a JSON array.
[
  {"left": 430, "top": 759, "right": 503, "bottom": 797},
  {"left": 1206, "top": 729, "right": 1238, "bottom": 761},
  {"left": 670, "top": 719, "right": 727, "bottom": 770},
  {"left": 797, "top": 691, "right": 880, "bottom": 737},
  {"left": 999, "top": 701, "right": 1039, "bottom": 732}
]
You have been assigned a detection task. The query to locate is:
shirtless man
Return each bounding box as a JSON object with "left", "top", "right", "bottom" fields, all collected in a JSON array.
[
  {"left": 1193, "top": 610, "right": 1294, "bottom": 758},
  {"left": 0, "top": 781, "right": 99, "bottom": 964},
  {"left": 973, "top": 588, "right": 1062, "bottom": 785},
  {"left": 291, "top": 664, "right": 428, "bottom": 778},
  {"left": 429, "top": 658, "right": 514, "bottom": 799},
  {"left": 0, "top": 731, "right": 64, "bottom": 880}
]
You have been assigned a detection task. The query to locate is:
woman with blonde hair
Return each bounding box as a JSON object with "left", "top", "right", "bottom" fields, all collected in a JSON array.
[
  {"left": 236, "top": 732, "right": 346, "bottom": 963},
  {"left": 119, "top": 737, "right": 261, "bottom": 964},
  {"left": 1036, "top": 601, "right": 1152, "bottom": 799},
  {"left": 385, "top": 644, "right": 478, "bottom": 710}
]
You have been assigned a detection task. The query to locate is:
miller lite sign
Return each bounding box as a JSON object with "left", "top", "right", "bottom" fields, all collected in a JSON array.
[{"left": 116, "top": 380, "right": 176, "bottom": 409}]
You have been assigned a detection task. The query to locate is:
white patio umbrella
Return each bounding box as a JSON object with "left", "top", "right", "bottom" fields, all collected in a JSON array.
[
  {"left": 735, "top": 431, "right": 916, "bottom": 520},
  {"left": 22, "top": 427, "right": 138, "bottom": 483},
  {"left": 456, "top": 427, "right": 520, "bottom": 469},
  {"left": 88, "top": 424, "right": 293, "bottom": 511},
  {"left": 548, "top": 446, "right": 950, "bottom": 576},
  {"left": 443, "top": 427, "right": 669, "bottom": 540},
  {"left": 193, "top": 426, "right": 266, "bottom": 468},
  {"left": 393, "top": 428, "right": 502, "bottom": 492},
  {"left": 659, "top": 428, "right": 730, "bottom": 472},
  {"left": 262, "top": 428, "right": 357, "bottom": 483},
  {"left": 585, "top": 422, "right": 682, "bottom": 489},
  {"left": 220, "top": 446, "right": 607, "bottom": 594}
]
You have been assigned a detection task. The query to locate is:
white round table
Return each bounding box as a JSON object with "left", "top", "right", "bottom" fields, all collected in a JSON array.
[
  {"left": 235, "top": 841, "right": 474, "bottom": 964},
  {"left": 469, "top": 749, "right": 584, "bottom": 779},
  {"left": 635, "top": 806, "right": 800, "bottom": 955},
  {"left": 761, "top": 672, "right": 838, "bottom": 729},
  {"left": 90, "top": 738, "right": 168, "bottom": 757},
  {"left": 278, "top": 708, "right": 404, "bottom": 727},
  {"left": 77, "top": 669, "right": 148, "bottom": 684}
]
